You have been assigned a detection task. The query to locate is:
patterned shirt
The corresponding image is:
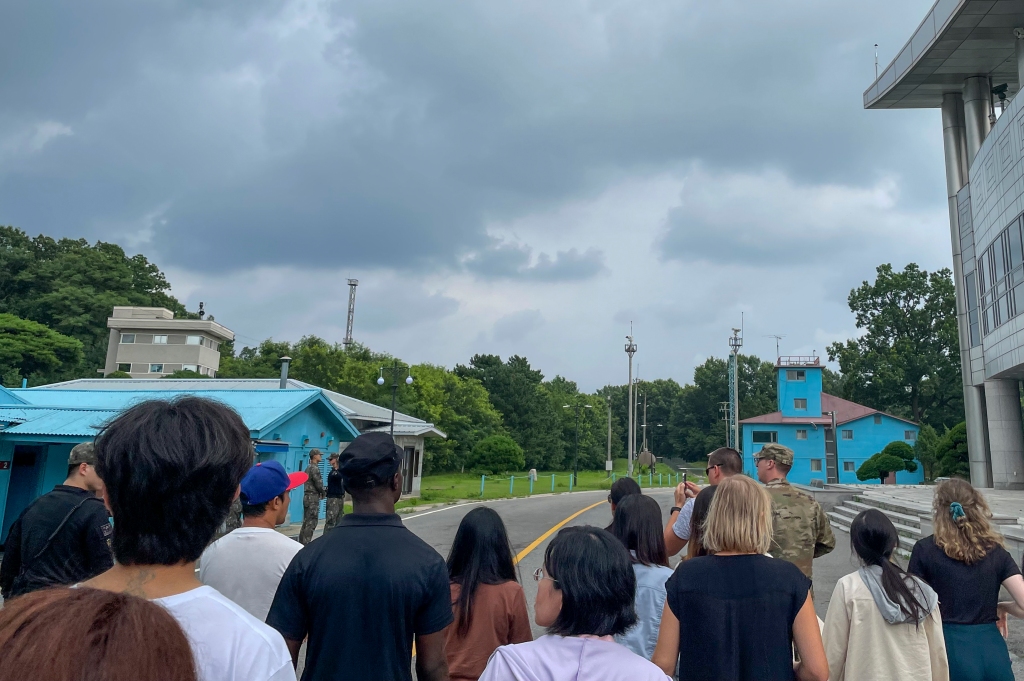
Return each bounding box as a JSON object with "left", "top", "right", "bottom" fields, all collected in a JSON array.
[{"left": 765, "top": 478, "right": 835, "bottom": 580}]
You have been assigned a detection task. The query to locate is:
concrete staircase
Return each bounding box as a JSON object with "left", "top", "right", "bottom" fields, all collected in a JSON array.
[{"left": 826, "top": 488, "right": 1020, "bottom": 558}]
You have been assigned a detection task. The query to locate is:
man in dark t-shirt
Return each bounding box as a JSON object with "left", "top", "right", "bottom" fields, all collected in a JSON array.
[
  {"left": 267, "top": 433, "right": 452, "bottom": 681},
  {"left": 0, "top": 443, "right": 113, "bottom": 599}
]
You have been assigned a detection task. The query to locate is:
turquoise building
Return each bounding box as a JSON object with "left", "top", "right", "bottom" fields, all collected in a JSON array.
[
  {"left": 0, "top": 385, "right": 361, "bottom": 543},
  {"left": 740, "top": 357, "right": 922, "bottom": 486}
]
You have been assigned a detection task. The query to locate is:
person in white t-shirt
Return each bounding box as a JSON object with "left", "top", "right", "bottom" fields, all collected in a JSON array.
[
  {"left": 83, "top": 396, "right": 297, "bottom": 681},
  {"left": 200, "top": 460, "right": 306, "bottom": 621}
]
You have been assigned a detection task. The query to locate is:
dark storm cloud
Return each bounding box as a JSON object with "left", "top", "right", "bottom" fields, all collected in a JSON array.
[
  {"left": 462, "top": 240, "right": 605, "bottom": 281},
  {"left": 0, "top": 0, "right": 942, "bottom": 274}
]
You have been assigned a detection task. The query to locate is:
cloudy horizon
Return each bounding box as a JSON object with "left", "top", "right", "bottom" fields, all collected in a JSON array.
[{"left": 1, "top": 0, "right": 953, "bottom": 392}]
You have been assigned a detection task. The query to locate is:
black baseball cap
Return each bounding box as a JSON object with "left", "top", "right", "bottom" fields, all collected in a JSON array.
[{"left": 339, "top": 432, "right": 404, "bottom": 489}]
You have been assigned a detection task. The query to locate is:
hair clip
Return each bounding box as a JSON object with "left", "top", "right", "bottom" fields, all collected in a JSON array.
[{"left": 950, "top": 501, "right": 966, "bottom": 521}]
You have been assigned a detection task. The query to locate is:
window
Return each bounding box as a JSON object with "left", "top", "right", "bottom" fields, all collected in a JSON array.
[
  {"left": 120, "top": 333, "right": 135, "bottom": 344},
  {"left": 786, "top": 370, "right": 806, "bottom": 381},
  {"left": 152, "top": 335, "right": 168, "bottom": 344},
  {"left": 905, "top": 430, "right": 916, "bottom": 440},
  {"left": 794, "top": 398, "right": 807, "bottom": 410},
  {"left": 186, "top": 335, "right": 203, "bottom": 345},
  {"left": 149, "top": 364, "right": 164, "bottom": 373},
  {"left": 117, "top": 363, "right": 132, "bottom": 373},
  {"left": 795, "top": 429, "right": 807, "bottom": 440},
  {"left": 843, "top": 461, "right": 855, "bottom": 472},
  {"left": 182, "top": 364, "right": 198, "bottom": 372},
  {"left": 873, "top": 414, "right": 882, "bottom": 424},
  {"left": 752, "top": 431, "right": 778, "bottom": 444},
  {"left": 810, "top": 459, "right": 823, "bottom": 472},
  {"left": 841, "top": 429, "right": 853, "bottom": 440}
]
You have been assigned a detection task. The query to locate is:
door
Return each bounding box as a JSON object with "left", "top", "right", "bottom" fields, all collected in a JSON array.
[
  {"left": 402, "top": 446, "right": 415, "bottom": 494},
  {"left": 823, "top": 428, "right": 838, "bottom": 484},
  {"left": 2, "top": 446, "right": 45, "bottom": 544}
]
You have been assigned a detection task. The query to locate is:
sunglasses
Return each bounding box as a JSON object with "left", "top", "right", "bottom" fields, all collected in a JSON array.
[
  {"left": 705, "top": 464, "right": 720, "bottom": 475},
  {"left": 533, "top": 567, "right": 557, "bottom": 584}
]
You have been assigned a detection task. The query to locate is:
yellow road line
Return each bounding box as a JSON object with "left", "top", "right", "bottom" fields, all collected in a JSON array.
[{"left": 514, "top": 501, "right": 605, "bottom": 564}]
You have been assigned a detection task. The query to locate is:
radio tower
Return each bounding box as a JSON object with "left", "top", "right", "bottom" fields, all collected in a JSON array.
[{"left": 343, "top": 279, "right": 359, "bottom": 347}]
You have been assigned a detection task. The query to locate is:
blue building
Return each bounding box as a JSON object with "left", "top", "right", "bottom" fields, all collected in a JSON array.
[
  {"left": 0, "top": 385, "right": 361, "bottom": 543},
  {"left": 740, "top": 357, "right": 922, "bottom": 486}
]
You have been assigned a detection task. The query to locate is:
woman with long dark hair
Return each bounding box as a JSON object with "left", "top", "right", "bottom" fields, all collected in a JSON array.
[
  {"left": 610, "top": 494, "right": 674, "bottom": 659},
  {"left": 822, "top": 509, "right": 947, "bottom": 681},
  {"left": 445, "top": 507, "right": 532, "bottom": 681},
  {"left": 0, "top": 587, "right": 198, "bottom": 681},
  {"left": 605, "top": 477, "right": 642, "bottom": 530},
  {"left": 686, "top": 485, "right": 717, "bottom": 559},
  {"left": 909, "top": 479, "right": 1024, "bottom": 681}
]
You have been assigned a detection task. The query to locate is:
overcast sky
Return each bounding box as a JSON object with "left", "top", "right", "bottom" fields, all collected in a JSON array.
[{"left": 1, "top": 0, "right": 954, "bottom": 391}]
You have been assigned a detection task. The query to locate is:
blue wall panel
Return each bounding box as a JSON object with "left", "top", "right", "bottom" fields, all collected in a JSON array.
[{"left": 778, "top": 367, "right": 823, "bottom": 417}]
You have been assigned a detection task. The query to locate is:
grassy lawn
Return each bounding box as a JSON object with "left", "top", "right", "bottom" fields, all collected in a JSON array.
[{"left": 398, "top": 458, "right": 708, "bottom": 509}]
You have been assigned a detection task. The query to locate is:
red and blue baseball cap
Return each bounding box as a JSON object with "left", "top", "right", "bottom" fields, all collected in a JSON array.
[{"left": 239, "top": 460, "right": 308, "bottom": 505}]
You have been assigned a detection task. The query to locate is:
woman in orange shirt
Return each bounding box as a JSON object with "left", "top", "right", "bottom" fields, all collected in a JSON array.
[{"left": 445, "top": 507, "right": 533, "bottom": 681}]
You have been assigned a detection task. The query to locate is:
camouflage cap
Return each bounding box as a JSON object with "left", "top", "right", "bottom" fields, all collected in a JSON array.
[
  {"left": 755, "top": 443, "right": 794, "bottom": 466},
  {"left": 68, "top": 442, "right": 97, "bottom": 466}
]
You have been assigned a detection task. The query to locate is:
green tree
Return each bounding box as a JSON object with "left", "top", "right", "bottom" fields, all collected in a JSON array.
[
  {"left": 827, "top": 263, "right": 963, "bottom": 430},
  {"left": 935, "top": 422, "right": 970, "bottom": 478},
  {"left": 163, "top": 369, "right": 209, "bottom": 379},
  {"left": 104, "top": 371, "right": 132, "bottom": 378},
  {"left": 914, "top": 424, "right": 941, "bottom": 481},
  {"left": 471, "top": 435, "right": 525, "bottom": 475},
  {"left": 857, "top": 453, "right": 911, "bottom": 483},
  {"left": 0, "top": 313, "right": 84, "bottom": 387},
  {"left": 0, "top": 227, "right": 191, "bottom": 372}
]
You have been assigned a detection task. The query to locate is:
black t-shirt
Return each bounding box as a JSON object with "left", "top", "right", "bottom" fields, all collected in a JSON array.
[
  {"left": 326, "top": 470, "right": 344, "bottom": 498},
  {"left": 908, "top": 534, "right": 1020, "bottom": 624},
  {"left": 266, "top": 513, "right": 453, "bottom": 681},
  {"left": 667, "top": 554, "right": 811, "bottom": 681},
  {"left": 0, "top": 485, "right": 113, "bottom": 598}
]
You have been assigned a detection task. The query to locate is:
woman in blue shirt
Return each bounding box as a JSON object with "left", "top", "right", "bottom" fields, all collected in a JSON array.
[{"left": 609, "top": 494, "right": 674, "bottom": 659}]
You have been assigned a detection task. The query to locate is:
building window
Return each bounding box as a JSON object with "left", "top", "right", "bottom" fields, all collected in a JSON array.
[
  {"left": 786, "top": 369, "right": 806, "bottom": 381},
  {"left": 186, "top": 335, "right": 203, "bottom": 345},
  {"left": 795, "top": 429, "right": 807, "bottom": 440},
  {"left": 152, "top": 335, "right": 168, "bottom": 344},
  {"left": 905, "top": 430, "right": 916, "bottom": 440},
  {"left": 120, "top": 333, "right": 135, "bottom": 344},
  {"left": 182, "top": 364, "right": 198, "bottom": 372},
  {"left": 843, "top": 461, "right": 855, "bottom": 472},
  {"left": 810, "top": 459, "right": 823, "bottom": 472},
  {"left": 149, "top": 364, "right": 164, "bottom": 374},
  {"left": 841, "top": 429, "right": 853, "bottom": 440},
  {"left": 752, "top": 431, "right": 778, "bottom": 444},
  {"left": 794, "top": 398, "right": 807, "bottom": 410},
  {"left": 117, "top": 363, "right": 132, "bottom": 373},
  {"left": 873, "top": 415, "right": 882, "bottom": 424}
]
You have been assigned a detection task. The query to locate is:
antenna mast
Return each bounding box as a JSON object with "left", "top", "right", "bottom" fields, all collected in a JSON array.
[
  {"left": 343, "top": 279, "right": 359, "bottom": 346},
  {"left": 765, "top": 334, "right": 785, "bottom": 359}
]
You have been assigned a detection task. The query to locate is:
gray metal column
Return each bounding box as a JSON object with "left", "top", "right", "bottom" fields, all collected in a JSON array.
[
  {"left": 1016, "top": 30, "right": 1024, "bottom": 87},
  {"left": 983, "top": 379, "right": 1024, "bottom": 489},
  {"left": 963, "top": 76, "right": 992, "bottom": 166},
  {"left": 942, "top": 93, "right": 993, "bottom": 487}
]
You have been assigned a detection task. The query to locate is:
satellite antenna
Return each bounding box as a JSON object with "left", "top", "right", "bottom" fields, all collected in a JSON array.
[{"left": 343, "top": 279, "right": 359, "bottom": 346}]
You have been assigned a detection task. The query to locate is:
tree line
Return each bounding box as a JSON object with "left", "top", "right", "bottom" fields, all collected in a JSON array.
[{"left": 0, "top": 225, "right": 977, "bottom": 477}]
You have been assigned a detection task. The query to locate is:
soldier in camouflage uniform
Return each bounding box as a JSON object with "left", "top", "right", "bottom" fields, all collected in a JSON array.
[
  {"left": 223, "top": 497, "right": 243, "bottom": 534},
  {"left": 299, "top": 449, "right": 325, "bottom": 545},
  {"left": 754, "top": 443, "right": 835, "bottom": 581},
  {"left": 324, "top": 452, "right": 345, "bottom": 531}
]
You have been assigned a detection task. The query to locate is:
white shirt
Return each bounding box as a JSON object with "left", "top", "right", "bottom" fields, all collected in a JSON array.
[
  {"left": 156, "top": 585, "right": 296, "bottom": 681},
  {"left": 199, "top": 526, "right": 302, "bottom": 622},
  {"left": 671, "top": 498, "right": 695, "bottom": 540}
]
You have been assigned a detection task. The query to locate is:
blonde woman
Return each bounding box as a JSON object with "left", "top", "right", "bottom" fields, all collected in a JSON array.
[
  {"left": 652, "top": 476, "right": 828, "bottom": 681},
  {"left": 909, "top": 479, "right": 1024, "bottom": 681}
]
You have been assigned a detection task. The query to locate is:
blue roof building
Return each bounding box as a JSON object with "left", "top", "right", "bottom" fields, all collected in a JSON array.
[
  {"left": 0, "top": 384, "right": 362, "bottom": 541},
  {"left": 740, "top": 357, "right": 922, "bottom": 486}
]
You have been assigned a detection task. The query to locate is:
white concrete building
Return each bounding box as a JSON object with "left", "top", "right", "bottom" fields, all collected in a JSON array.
[{"left": 102, "top": 307, "right": 234, "bottom": 378}]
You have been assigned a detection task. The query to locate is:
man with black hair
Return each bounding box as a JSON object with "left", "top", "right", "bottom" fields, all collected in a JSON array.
[
  {"left": 83, "top": 397, "right": 296, "bottom": 681},
  {"left": 299, "top": 449, "right": 324, "bottom": 544},
  {"left": 0, "top": 442, "right": 113, "bottom": 598},
  {"left": 267, "top": 432, "right": 452, "bottom": 681},
  {"left": 200, "top": 460, "right": 307, "bottom": 621}
]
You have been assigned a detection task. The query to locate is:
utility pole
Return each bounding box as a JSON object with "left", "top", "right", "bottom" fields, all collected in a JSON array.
[
  {"left": 625, "top": 331, "right": 637, "bottom": 476},
  {"left": 343, "top": 279, "right": 359, "bottom": 347},
  {"left": 765, "top": 334, "right": 785, "bottom": 360},
  {"left": 719, "top": 402, "right": 730, "bottom": 447},
  {"left": 563, "top": 402, "right": 592, "bottom": 486},
  {"left": 728, "top": 327, "right": 743, "bottom": 452},
  {"left": 606, "top": 397, "right": 613, "bottom": 477}
]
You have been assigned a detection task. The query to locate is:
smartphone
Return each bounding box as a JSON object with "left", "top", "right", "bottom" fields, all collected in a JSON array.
[{"left": 683, "top": 472, "right": 687, "bottom": 486}]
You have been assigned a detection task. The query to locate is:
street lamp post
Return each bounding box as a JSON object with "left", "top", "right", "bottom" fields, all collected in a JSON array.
[
  {"left": 605, "top": 396, "right": 613, "bottom": 477},
  {"left": 376, "top": 362, "right": 414, "bottom": 437},
  {"left": 625, "top": 334, "right": 637, "bottom": 476},
  {"left": 563, "top": 402, "right": 593, "bottom": 487}
]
